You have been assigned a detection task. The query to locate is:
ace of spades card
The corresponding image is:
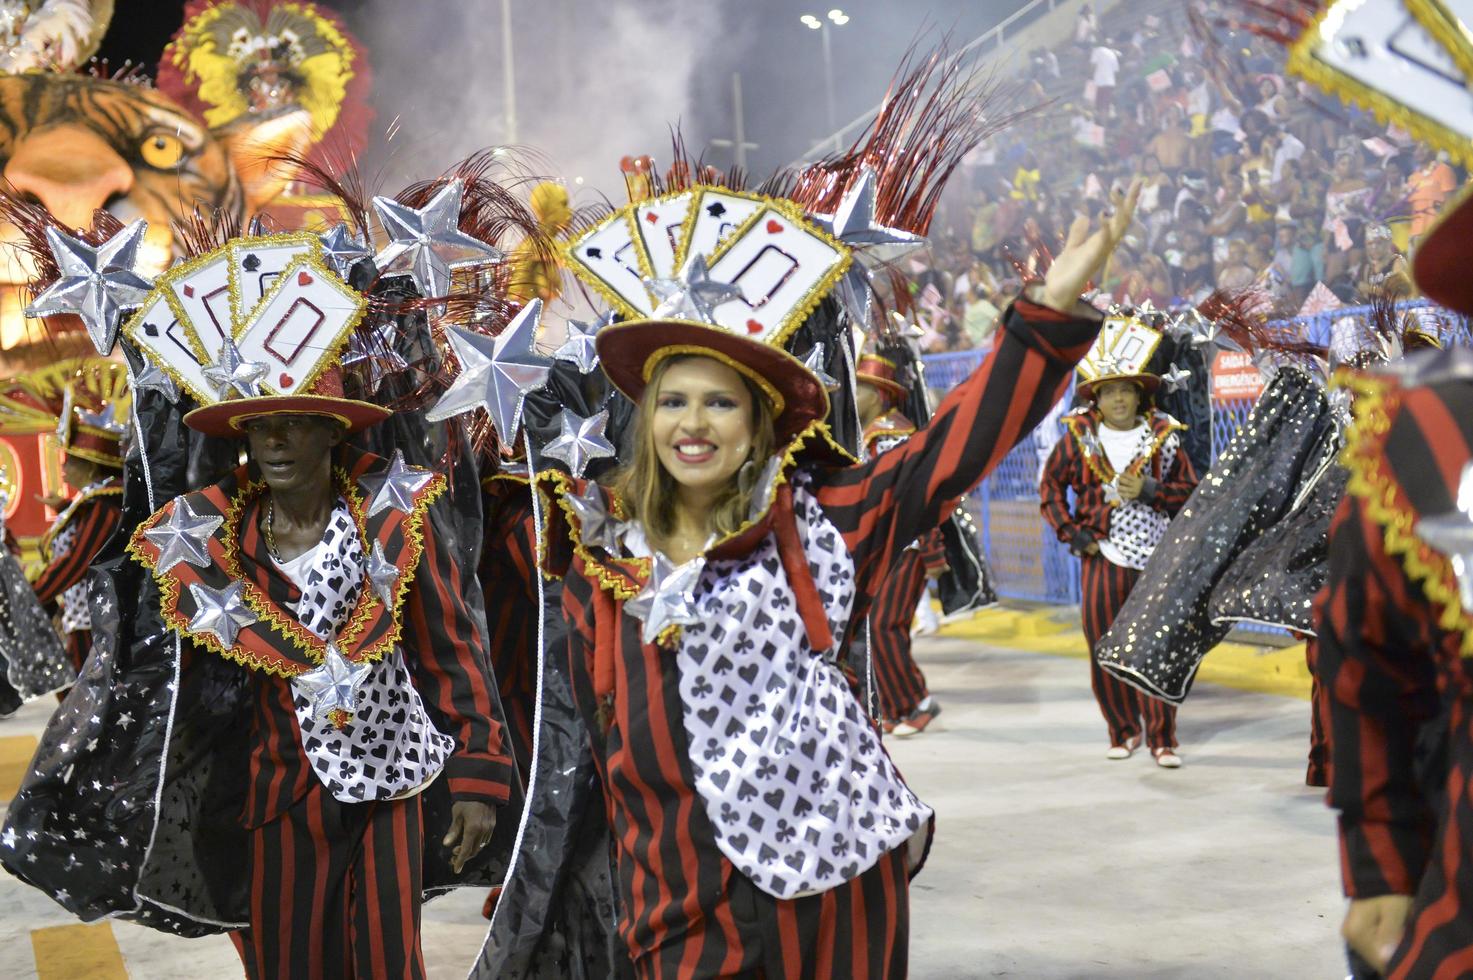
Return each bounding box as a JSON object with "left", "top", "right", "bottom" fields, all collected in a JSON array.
[
  {"left": 121, "top": 291, "right": 217, "bottom": 403},
  {"left": 232, "top": 255, "right": 366, "bottom": 396},
  {"left": 565, "top": 212, "right": 655, "bottom": 318},
  {"left": 228, "top": 234, "right": 323, "bottom": 333},
  {"left": 674, "top": 189, "right": 766, "bottom": 274}
]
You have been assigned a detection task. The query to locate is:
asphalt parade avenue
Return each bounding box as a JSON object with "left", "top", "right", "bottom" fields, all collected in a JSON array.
[{"left": 0, "top": 605, "right": 1341, "bottom": 978}]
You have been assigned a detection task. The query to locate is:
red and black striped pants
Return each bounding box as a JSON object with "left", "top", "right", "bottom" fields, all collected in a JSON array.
[
  {"left": 1385, "top": 704, "right": 1473, "bottom": 978},
  {"left": 634, "top": 847, "right": 909, "bottom": 979},
  {"left": 871, "top": 549, "right": 931, "bottom": 721},
  {"left": 1079, "top": 554, "right": 1176, "bottom": 749},
  {"left": 1304, "top": 637, "right": 1331, "bottom": 787},
  {"left": 230, "top": 784, "right": 427, "bottom": 979}
]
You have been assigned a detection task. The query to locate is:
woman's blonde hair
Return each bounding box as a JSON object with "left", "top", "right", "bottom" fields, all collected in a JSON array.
[{"left": 612, "top": 354, "right": 777, "bottom": 550}]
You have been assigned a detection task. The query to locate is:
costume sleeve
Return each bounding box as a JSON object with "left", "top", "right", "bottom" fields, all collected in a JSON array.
[
  {"left": 813, "top": 297, "right": 1100, "bottom": 597},
  {"left": 561, "top": 555, "right": 613, "bottom": 771},
  {"left": 404, "top": 509, "right": 515, "bottom": 805},
  {"left": 32, "top": 499, "right": 119, "bottom": 605},
  {"left": 1313, "top": 492, "right": 1442, "bottom": 898},
  {"left": 919, "top": 527, "right": 948, "bottom": 576},
  {"left": 1143, "top": 434, "right": 1198, "bottom": 515},
  {"left": 1039, "top": 433, "right": 1088, "bottom": 548}
]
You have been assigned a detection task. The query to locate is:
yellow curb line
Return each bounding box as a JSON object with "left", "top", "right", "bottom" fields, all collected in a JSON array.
[
  {"left": 0, "top": 733, "right": 38, "bottom": 802},
  {"left": 939, "top": 606, "right": 1312, "bottom": 701},
  {"left": 31, "top": 922, "right": 129, "bottom": 980}
]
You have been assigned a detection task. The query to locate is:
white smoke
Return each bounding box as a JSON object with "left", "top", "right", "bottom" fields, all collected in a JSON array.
[{"left": 358, "top": 0, "right": 730, "bottom": 203}]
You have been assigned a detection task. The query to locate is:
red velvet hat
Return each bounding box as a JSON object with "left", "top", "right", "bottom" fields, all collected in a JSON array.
[
  {"left": 854, "top": 354, "right": 907, "bottom": 402},
  {"left": 183, "top": 365, "right": 389, "bottom": 437},
  {"left": 596, "top": 321, "right": 829, "bottom": 444},
  {"left": 61, "top": 404, "right": 125, "bottom": 468}
]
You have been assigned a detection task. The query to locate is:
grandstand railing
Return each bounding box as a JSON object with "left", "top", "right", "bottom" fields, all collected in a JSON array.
[{"left": 922, "top": 300, "right": 1468, "bottom": 607}]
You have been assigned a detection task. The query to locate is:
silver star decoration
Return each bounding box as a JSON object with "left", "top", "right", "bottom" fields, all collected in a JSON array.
[
  {"left": 745, "top": 455, "right": 786, "bottom": 522},
  {"left": 203, "top": 339, "right": 268, "bottom": 401},
  {"left": 318, "top": 223, "right": 374, "bottom": 279},
  {"left": 801, "top": 343, "right": 840, "bottom": 392},
  {"left": 25, "top": 220, "right": 154, "bottom": 356},
  {"left": 132, "top": 358, "right": 179, "bottom": 403},
  {"left": 144, "top": 498, "right": 223, "bottom": 573},
  {"left": 427, "top": 298, "right": 552, "bottom": 436},
  {"left": 625, "top": 553, "right": 705, "bottom": 645},
  {"left": 564, "top": 480, "right": 622, "bottom": 552},
  {"left": 812, "top": 168, "right": 926, "bottom": 268},
  {"left": 186, "top": 579, "right": 257, "bottom": 648},
  {"left": 833, "top": 269, "right": 874, "bottom": 330},
  {"left": 551, "top": 313, "right": 613, "bottom": 375},
  {"left": 1161, "top": 363, "right": 1192, "bottom": 394},
  {"left": 1, "top": 827, "right": 15, "bottom": 848},
  {"left": 364, "top": 450, "right": 432, "bottom": 517},
  {"left": 77, "top": 402, "right": 125, "bottom": 434},
  {"left": 372, "top": 179, "right": 503, "bottom": 298},
  {"left": 645, "top": 253, "right": 743, "bottom": 323},
  {"left": 291, "top": 639, "right": 372, "bottom": 721},
  {"left": 541, "top": 409, "right": 616, "bottom": 478},
  {"left": 116, "top": 711, "right": 134, "bottom": 731},
  {"left": 1179, "top": 309, "right": 1242, "bottom": 360},
  {"left": 341, "top": 320, "right": 409, "bottom": 395},
  {"left": 365, "top": 540, "right": 400, "bottom": 606},
  {"left": 1416, "top": 461, "right": 1473, "bottom": 612}
]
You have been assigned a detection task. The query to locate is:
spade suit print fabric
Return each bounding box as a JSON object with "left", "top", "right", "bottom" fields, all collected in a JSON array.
[
  {"left": 675, "top": 479, "right": 931, "bottom": 899},
  {"left": 284, "top": 501, "right": 453, "bottom": 803}
]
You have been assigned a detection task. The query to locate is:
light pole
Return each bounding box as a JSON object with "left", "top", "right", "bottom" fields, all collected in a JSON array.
[
  {"left": 801, "top": 9, "right": 849, "bottom": 154},
  {"left": 709, "top": 73, "right": 760, "bottom": 172},
  {"left": 501, "top": 0, "right": 518, "bottom": 143}
]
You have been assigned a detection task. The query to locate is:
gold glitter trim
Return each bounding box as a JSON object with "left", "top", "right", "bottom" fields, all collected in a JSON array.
[
  {"left": 1062, "top": 411, "right": 1185, "bottom": 501},
  {"left": 1406, "top": 0, "right": 1473, "bottom": 81},
  {"left": 128, "top": 458, "right": 447, "bottom": 675},
  {"left": 640, "top": 342, "right": 788, "bottom": 416},
  {"left": 1337, "top": 370, "right": 1473, "bottom": 657},
  {"left": 1287, "top": 7, "right": 1473, "bottom": 170},
  {"left": 39, "top": 482, "right": 122, "bottom": 560}
]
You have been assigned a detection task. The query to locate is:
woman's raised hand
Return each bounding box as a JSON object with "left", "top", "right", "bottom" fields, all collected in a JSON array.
[{"left": 1040, "top": 177, "right": 1142, "bottom": 313}]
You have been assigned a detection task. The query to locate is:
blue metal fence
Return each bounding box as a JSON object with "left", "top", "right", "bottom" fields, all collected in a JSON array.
[{"left": 921, "top": 301, "right": 1466, "bottom": 605}]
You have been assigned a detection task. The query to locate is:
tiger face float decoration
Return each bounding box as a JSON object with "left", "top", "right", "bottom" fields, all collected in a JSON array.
[{"left": 0, "top": 72, "right": 315, "bottom": 359}]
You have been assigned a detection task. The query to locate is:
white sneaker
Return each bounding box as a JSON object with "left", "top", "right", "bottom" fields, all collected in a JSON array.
[
  {"left": 1106, "top": 735, "right": 1140, "bottom": 760},
  {"left": 1153, "top": 748, "right": 1183, "bottom": 769}
]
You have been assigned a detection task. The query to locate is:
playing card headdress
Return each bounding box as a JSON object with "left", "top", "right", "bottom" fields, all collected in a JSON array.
[
  {"left": 1204, "top": 0, "right": 1473, "bottom": 313},
  {"left": 565, "top": 186, "right": 853, "bottom": 442},
  {"left": 117, "top": 232, "right": 387, "bottom": 437},
  {"left": 1076, "top": 313, "right": 1165, "bottom": 400}
]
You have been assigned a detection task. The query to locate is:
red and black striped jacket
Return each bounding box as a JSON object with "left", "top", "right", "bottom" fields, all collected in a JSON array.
[
  {"left": 863, "top": 410, "right": 948, "bottom": 575},
  {"left": 478, "top": 474, "right": 539, "bottom": 773},
  {"left": 1039, "top": 408, "right": 1195, "bottom": 555},
  {"left": 551, "top": 298, "right": 1101, "bottom": 968},
  {"left": 1314, "top": 369, "right": 1473, "bottom": 975},
  {"left": 33, "top": 481, "right": 122, "bottom": 606},
  {"left": 132, "top": 449, "right": 513, "bottom": 829}
]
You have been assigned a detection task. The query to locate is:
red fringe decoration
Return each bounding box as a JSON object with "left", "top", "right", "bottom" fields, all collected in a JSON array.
[
  {"left": 765, "top": 38, "right": 1038, "bottom": 237},
  {"left": 1196, "top": 288, "right": 1323, "bottom": 359}
]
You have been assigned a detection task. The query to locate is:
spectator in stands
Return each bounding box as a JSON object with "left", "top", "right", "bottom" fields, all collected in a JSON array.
[
  {"left": 1148, "top": 106, "right": 1194, "bottom": 172},
  {"left": 1323, "top": 148, "right": 1373, "bottom": 287},
  {"left": 1089, "top": 36, "right": 1121, "bottom": 118},
  {"left": 1406, "top": 143, "right": 1458, "bottom": 242},
  {"left": 1355, "top": 224, "right": 1412, "bottom": 300}
]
